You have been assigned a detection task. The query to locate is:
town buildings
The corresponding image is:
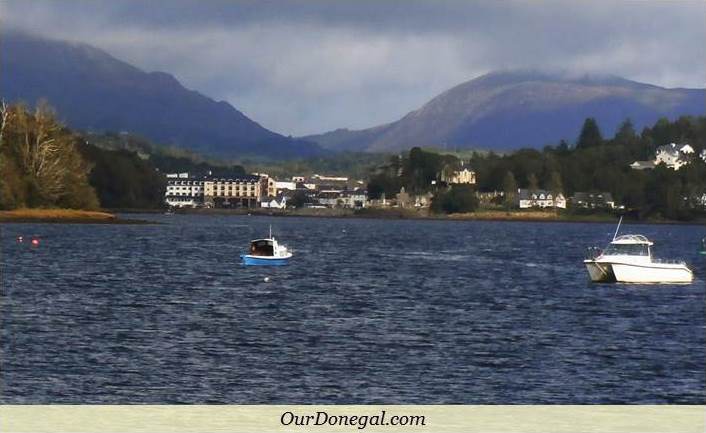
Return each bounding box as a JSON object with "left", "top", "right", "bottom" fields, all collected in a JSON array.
[{"left": 164, "top": 172, "right": 368, "bottom": 209}]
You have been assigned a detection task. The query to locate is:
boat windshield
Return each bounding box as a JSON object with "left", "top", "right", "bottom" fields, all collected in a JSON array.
[
  {"left": 250, "top": 240, "right": 274, "bottom": 256},
  {"left": 604, "top": 243, "right": 649, "bottom": 256}
]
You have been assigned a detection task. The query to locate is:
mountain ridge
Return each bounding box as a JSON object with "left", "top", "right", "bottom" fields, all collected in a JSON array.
[
  {"left": 0, "top": 30, "right": 324, "bottom": 159},
  {"left": 303, "top": 70, "right": 705, "bottom": 152}
]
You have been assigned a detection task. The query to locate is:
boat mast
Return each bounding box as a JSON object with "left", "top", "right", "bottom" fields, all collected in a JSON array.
[{"left": 613, "top": 215, "right": 623, "bottom": 241}]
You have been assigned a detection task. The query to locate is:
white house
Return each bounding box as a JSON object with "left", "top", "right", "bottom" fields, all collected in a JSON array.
[
  {"left": 260, "top": 196, "right": 287, "bottom": 209},
  {"left": 654, "top": 143, "right": 693, "bottom": 170},
  {"left": 517, "top": 189, "right": 566, "bottom": 209}
]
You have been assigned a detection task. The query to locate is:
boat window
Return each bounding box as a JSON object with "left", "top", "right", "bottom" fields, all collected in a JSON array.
[
  {"left": 604, "top": 243, "right": 649, "bottom": 256},
  {"left": 250, "top": 240, "right": 274, "bottom": 256}
]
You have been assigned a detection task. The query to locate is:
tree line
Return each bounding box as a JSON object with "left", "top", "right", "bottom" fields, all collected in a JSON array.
[
  {"left": 472, "top": 116, "right": 706, "bottom": 220},
  {"left": 367, "top": 116, "right": 706, "bottom": 219}
]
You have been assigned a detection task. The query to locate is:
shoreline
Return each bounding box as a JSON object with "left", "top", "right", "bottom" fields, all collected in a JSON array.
[
  {"left": 159, "top": 207, "right": 706, "bottom": 226},
  {"left": 0, "top": 209, "right": 154, "bottom": 224}
]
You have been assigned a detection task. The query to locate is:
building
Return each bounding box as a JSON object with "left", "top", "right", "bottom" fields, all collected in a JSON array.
[
  {"left": 275, "top": 181, "right": 297, "bottom": 192},
  {"left": 517, "top": 189, "right": 567, "bottom": 209},
  {"left": 655, "top": 143, "right": 687, "bottom": 170},
  {"left": 165, "top": 173, "right": 206, "bottom": 208},
  {"left": 314, "top": 188, "right": 368, "bottom": 209},
  {"left": 203, "top": 175, "right": 262, "bottom": 208},
  {"left": 340, "top": 189, "right": 367, "bottom": 209},
  {"left": 570, "top": 192, "right": 615, "bottom": 209},
  {"left": 629, "top": 160, "right": 656, "bottom": 170},
  {"left": 442, "top": 167, "right": 477, "bottom": 185},
  {"left": 260, "top": 196, "right": 287, "bottom": 209},
  {"left": 254, "top": 173, "right": 277, "bottom": 198},
  {"left": 312, "top": 174, "right": 349, "bottom": 183},
  {"left": 631, "top": 143, "right": 697, "bottom": 171}
]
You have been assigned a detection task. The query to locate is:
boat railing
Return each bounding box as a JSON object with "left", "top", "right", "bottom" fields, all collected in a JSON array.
[{"left": 585, "top": 247, "right": 603, "bottom": 260}]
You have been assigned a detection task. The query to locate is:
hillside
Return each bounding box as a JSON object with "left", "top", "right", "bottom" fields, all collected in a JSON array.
[
  {"left": 0, "top": 30, "right": 324, "bottom": 159},
  {"left": 304, "top": 70, "right": 705, "bottom": 152}
]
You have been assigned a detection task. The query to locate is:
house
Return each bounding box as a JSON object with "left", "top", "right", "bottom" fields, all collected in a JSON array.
[
  {"left": 442, "top": 167, "right": 477, "bottom": 185},
  {"left": 629, "top": 160, "right": 656, "bottom": 170},
  {"left": 260, "top": 196, "right": 287, "bottom": 209},
  {"left": 654, "top": 143, "right": 691, "bottom": 170},
  {"left": 314, "top": 188, "right": 368, "bottom": 208},
  {"left": 570, "top": 192, "right": 615, "bottom": 209},
  {"left": 631, "top": 143, "right": 696, "bottom": 171},
  {"left": 340, "top": 189, "right": 368, "bottom": 209},
  {"left": 517, "top": 189, "right": 566, "bottom": 209}
]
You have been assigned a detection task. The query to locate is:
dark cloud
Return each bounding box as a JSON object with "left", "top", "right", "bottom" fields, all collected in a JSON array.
[{"left": 1, "top": 0, "right": 704, "bottom": 135}]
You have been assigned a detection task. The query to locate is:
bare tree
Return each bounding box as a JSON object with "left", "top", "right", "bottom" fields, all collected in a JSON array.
[{"left": 0, "top": 100, "right": 9, "bottom": 150}]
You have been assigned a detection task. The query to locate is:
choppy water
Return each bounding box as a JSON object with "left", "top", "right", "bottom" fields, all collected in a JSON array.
[{"left": 1, "top": 215, "right": 704, "bottom": 403}]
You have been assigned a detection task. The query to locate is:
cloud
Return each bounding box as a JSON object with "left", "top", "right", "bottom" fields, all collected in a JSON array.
[{"left": 1, "top": 0, "right": 704, "bottom": 135}]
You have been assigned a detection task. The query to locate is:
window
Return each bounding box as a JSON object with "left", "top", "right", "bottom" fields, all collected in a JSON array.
[{"left": 604, "top": 244, "right": 649, "bottom": 256}]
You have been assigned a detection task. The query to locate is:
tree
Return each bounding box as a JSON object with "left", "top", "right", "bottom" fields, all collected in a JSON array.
[
  {"left": 288, "top": 190, "right": 311, "bottom": 208},
  {"left": 0, "top": 102, "right": 99, "bottom": 209},
  {"left": 577, "top": 118, "right": 603, "bottom": 149},
  {"left": 527, "top": 173, "right": 539, "bottom": 191},
  {"left": 502, "top": 171, "right": 517, "bottom": 210},
  {"left": 615, "top": 118, "right": 637, "bottom": 143},
  {"left": 431, "top": 185, "right": 479, "bottom": 214}
]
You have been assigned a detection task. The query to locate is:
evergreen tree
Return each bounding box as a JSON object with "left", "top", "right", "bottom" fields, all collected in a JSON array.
[{"left": 577, "top": 117, "right": 603, "bottom": 149}]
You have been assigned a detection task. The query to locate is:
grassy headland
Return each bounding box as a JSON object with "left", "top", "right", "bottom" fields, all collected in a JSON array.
[{"left": 0, "top": 208, "right": 149, "bottom": 224}]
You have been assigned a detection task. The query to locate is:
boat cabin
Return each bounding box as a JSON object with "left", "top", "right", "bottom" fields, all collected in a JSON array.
[
  {"left": 603, "top": 235, "right": 652, "bottom": 257},
  {"left": 249, "top": 239, "right": 275, "bottom": 256}
]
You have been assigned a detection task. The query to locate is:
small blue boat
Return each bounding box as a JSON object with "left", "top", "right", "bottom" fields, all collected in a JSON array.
[{"left": 241, "top": 227, "right": 292, "bottom": 266}]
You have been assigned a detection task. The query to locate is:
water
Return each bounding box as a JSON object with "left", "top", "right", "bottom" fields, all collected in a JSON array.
[{"left": 1, "top": 215, "right": 704, "bottom": 403}]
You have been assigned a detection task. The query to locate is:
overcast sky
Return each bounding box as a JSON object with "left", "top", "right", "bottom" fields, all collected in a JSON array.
[{"left": 1, "top": 0, "right": 704, "bottom": 135}]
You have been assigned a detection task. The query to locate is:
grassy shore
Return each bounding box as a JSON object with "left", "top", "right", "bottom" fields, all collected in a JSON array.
[
  {"left": 0, "top": 208, "right": 149, "bottom": 224},
  {"left": 168, "top": 206, "right": 705, "bottom": 225}
]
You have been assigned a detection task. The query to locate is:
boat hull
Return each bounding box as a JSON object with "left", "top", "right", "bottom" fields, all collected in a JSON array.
[
  {"left": 584, "top": 260, "right": 615, "bottom": 282},
  {"left": 585, "top": 259, "right": 693, "bottom": 284},
  {"left": 610, "top": 262, "right": 693, "bottom": 284},
  {"left": 240, "top": 254, "right": 290, "bottom": 266}
]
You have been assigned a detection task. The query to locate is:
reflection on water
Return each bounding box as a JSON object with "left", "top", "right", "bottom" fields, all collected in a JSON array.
[{"left": 1, "top": 216, "right": 704, "bottom": 403}]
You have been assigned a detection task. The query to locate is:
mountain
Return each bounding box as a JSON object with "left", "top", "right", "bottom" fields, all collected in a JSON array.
[
  {"left": 0, "top": 30, "right": 324, "bottom": 159},
  {"left": 304, "top": 70, "right": 705, "bottom": 152}
]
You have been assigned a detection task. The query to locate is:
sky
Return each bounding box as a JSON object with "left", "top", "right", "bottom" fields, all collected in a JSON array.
[{"left": 1, "top": 0, "right": 704, "bottom": 136}]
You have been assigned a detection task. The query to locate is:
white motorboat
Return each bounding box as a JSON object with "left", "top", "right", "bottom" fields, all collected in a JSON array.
[{"left": 584, "top": 219, "right": 693, "bottom": 284}]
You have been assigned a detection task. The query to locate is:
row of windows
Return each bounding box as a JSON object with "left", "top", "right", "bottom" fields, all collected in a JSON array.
[
  {"left": 168, "top": 181, "right": 204, "bottom": 186},
  {"left": 167, "top": 192, "right": 257, "bottom": 197}
]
